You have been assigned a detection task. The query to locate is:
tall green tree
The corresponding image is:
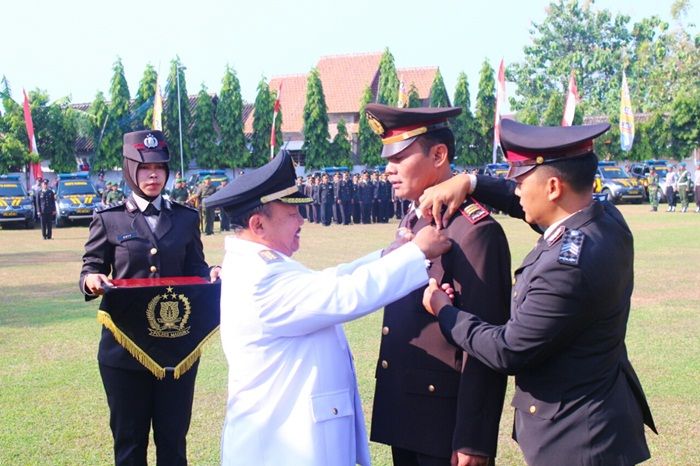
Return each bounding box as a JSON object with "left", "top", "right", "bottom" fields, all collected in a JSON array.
[
  {"left": 164, "top": 58, "right": 191, "bottom": 173},
  {"left": 250, "top": 77, "right": 275, "bottom": 167},
  {"left": 46, "top": 99, "right": 79, "bottom": 173},
  {"left": 0, "top": 78, "right": 30, "bottom": 173},
  {"left": 377, "top": 48, "right": 399, "bottom": 106},
  {"left": 97, "top": 57, "right": 132, "bottom": 170},
  {"left": 134, "top": 64, "right": 158, "bottom": 130},
  {"left": 407, "top": 83, "right": 421, "bottom": 108},
  {"left": 217, "top": 65, "right": 249, "bottom": 167},
  {"left": 542, "top": 92, "right": 564, "bottom": 126},
  {"left": 358, "top": 85, "right": 382, "bottom": 167},
  {"left": 302, "top": 68, "right": 330, "bottom": 169},
  {"left": 474, "top": 60, "right": 496, "bottom": 165},
  {"left": 190, "top": 86, "right": 219, "bottom": 168},
  {"left": 670, "top": 90, "right": 700, "bottom": 159},
  {"left": 429, "top": 69, "right": 450, "bottom": 108},
  {"left": 88, "top": 91, "right": 112, "bottom": 172},
  {"left": 330, "top": 119, "right": 352, "bottom": 167},
  {"left": 452, "top": 72, "right": 480, "bottom": 165}
]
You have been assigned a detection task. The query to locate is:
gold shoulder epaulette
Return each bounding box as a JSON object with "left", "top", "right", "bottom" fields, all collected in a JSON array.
[{"left": 458, "top": 199, "right": 490, "bottom": 225}]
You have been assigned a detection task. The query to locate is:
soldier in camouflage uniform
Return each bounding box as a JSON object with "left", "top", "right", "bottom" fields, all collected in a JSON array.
[
  {"left": 105, "top": 183, "right": 125, "bottom": 205},
  {"left": 646, "top": 167, "right": 659, "bottom": 212}
]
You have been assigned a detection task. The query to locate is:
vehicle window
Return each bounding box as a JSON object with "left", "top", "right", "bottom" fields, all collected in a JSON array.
[
  {"left": 599, "top": 166, "right": 629, "bottom": 179},
  {"left": 0, "top": 183, "right": 26, "bottom": 196},
  {"left": 655, "top": 168, "right": 668, "bottom": 177},
  {"left": 58, "top": 180, "right": 97, "bottom": 195}
]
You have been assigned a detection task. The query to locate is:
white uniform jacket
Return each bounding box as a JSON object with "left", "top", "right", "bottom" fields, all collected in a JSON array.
[{"left": 220, "top": 237, "right": 430, "bottom": 466}]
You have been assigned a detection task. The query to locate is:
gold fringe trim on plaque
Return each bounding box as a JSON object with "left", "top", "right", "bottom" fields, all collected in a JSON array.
[{"left": 97, "top": 311, "right": 220, "bottom": 380}]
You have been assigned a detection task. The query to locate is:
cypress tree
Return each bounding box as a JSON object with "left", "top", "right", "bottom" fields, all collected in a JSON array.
[
  {"left": 164, "top": 58, "right": 191, "bottom": 173},
  {"left": 134, "top": 64, "right": 158, "bottom": 130},
  {"left": 429, "top": 69, "right": 450, "bottom": 108},
  {"left": 302, "top": 68, "right": 330, "bottom": 169},
  {"left": 358, "top": 85, "right": 382, "bottom": 167},
  {"left": 217, "top": 65, "right": 249, "bottom": 168},
  {"left": 251, "top": 78, "right": 278, "bottom": 167},
  {"left": 89, "top": 91, "right": 112, "bottom": 171},
  {"left": 98, "top": 57, "right": 131, "bottom": 170},
  {"left": 407, "top": 83, "right": 421, "bottom": 108},
  {"left": 377, "top": 48, "right": 399, "bottom": 106},
  {"left": 330, "top": 119, "right": 352, "bottom": 168},
  {"left": 190, "top": 85, "right": 219, "bottom": 168},
  {"left": 452, "top": 72, "right": 480, "bottom": 165},
  {"left": 474, "top": 59, "right": 496, "bottom": 165}
]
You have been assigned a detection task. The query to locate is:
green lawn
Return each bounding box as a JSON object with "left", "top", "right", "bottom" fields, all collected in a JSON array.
[{"left": 1, "top": 205, "right": 698, "bottom": 465}]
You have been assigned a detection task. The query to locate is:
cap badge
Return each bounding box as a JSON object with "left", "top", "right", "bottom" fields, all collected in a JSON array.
[
  {"left": 536, "top": 156, "right": 545, "bottom": 165},
  {"left": 143, "top": 133, "right": 159, "bottom": 149},
  {"left": 366, "top": 112, "right": 385, "bottom": 136}
]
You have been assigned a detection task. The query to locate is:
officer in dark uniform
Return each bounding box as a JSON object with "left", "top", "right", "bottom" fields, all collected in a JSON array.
[
  {"left": 37, "top": 179, "right": 56, "bottom": 239},
  {"left": 296, "top": 176, "right": 307, "bottom": 219},
  {"left": 366, "top": 104, "right": 511, "bottom": 466},
  {"left": 312, "top": 176, "right": 321, "bottom": 223},
  {"left": 378, "top": 173, "right": 392, "bottom": 222},
  {"left": 304, "top": 177, "right": 315, "bottom": 222},
  {"left": 351, "top": 173, "right": 361, "bottom": 224},
  {"left": 319, "top": 173, "right": 334, "bottom": 226},
  {"left": 80, "top": 130, "right": 220, "bottom": 466},
  {"left": 336, "top": 172, "right": 352, "bottom": 225},
  {"left": 421, "top": 119, "right": 657, "bottom": 466},
  {"left": 358, "top": 172, "right": 373, "bottom": 224},
  {"left": 371, "top": 172, "right": 381, "bottom": 223}
]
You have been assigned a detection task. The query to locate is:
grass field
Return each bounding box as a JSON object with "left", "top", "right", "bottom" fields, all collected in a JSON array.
[{"left": 1, "top": 205, "right": 698, "bottom": 465}]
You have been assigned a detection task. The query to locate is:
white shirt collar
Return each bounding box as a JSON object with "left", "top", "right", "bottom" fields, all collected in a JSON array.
[{"left": 132, "top": 193, "right": 162, "bottom": 212}]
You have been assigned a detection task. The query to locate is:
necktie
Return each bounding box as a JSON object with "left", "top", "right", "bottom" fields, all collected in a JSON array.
[{"left": 143, "top": 203, "right": 160, "bottom": 217}]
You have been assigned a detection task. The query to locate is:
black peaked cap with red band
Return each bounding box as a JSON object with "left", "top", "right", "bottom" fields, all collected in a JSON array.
[
  {"left": 365, "top": 104, "right": 461, "bottom": 158},
  {"left": 123, "top": 130, "right": 170, "bottom": 163},
  {"left": 500, "top": 119, "right": 610, "bottom": 179}
]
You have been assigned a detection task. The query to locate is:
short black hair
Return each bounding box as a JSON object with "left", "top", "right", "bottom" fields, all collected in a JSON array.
[
  {"left": 228, "top": 203, "right": 274, "bottom": 232},
  {"left": 419, "top": 128, "right": 455, "bottom": 162},
  {"left": 539, "top": 153, "right": 598, "bottom": 193}
]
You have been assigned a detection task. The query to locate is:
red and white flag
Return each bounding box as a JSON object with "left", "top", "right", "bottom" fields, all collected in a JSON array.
[
  {"left": 561, "top": 71, "right": 580, "bottom": 126},
  {"left": 270, "top": 82, "right": 283, "bottom": 159},
  {"left": 493, "top": 59, "right": 506, "bottom": 163},
  {"left": 152, "top": 79, "right": 163, "bottom": 131},
  {"left": 22, "top": 89, "right": 43, "bottom": 181}
]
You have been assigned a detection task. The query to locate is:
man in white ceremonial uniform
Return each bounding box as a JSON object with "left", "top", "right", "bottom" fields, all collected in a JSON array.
[{"left": 204, "top": 152, "right": 451, "bottom": 466}]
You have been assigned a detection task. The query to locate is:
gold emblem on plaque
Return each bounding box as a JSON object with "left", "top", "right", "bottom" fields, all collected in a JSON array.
[
  {"left": 146, "top": 286, "right": 192, "bottom": 338},
  {"left": 366, "top": 112, "right": 385, "bottom": 136}
]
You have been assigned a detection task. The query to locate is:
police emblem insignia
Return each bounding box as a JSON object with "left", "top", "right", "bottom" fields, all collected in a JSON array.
[
  {"left": 558, "top": 229, "right": 585, "bottom": 266},
  {"left": 146, "top": 286, "right": 192, "bottom": 338},
  {"left": 258, "top": 249, "right": 283, "bottom": 263},
  {"left": 366, "top": 112, "right": 385, "bottom": 136},
  {"left": 143, "top": 133, "right": 159, "bottom": 149}
]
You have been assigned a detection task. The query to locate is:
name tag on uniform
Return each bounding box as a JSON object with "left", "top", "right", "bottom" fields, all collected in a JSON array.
[{"left": 117, "top": 231, "right": 139, "bottom": 242}]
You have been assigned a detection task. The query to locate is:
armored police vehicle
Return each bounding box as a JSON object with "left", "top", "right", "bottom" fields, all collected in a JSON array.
[
  {"left": 54, "top": 173, "right": 101, "bottom": 227},
  {"left": 0, "top": 174, "right": 35, "bottom": 229}
]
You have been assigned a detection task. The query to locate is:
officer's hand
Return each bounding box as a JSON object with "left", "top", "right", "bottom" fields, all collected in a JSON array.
[
  {"left": 381, "top": 227, "right": 414, "bottom": 256},
  {"left": 210, "top": 266, "right": 222, "bottom": 282},
  {"left": 412, "top": 226, "right": 451, "bottom": 259},
  {"left": 84, "top": 273, "right": 112, "bottom": 296},
  {"left": 451, "top": 450, "right": 490, "bottom": 466},
  {"left": 418, "top": 173, "right": 471, "bottom": 230},
  {"left": 423, "top": 278, "right": 453, "bottom": 317}
]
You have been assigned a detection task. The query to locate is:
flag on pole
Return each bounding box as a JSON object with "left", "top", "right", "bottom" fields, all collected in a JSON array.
[
  {"left": 493, "top": 59, "right": 506, "bottom": 163},
  {"left": 561, "top": 71, "right": 580, "bottom": 126},
  {"left": 619, "top": 71, "right": 635, "bottom": 152},
  {"left": 152, "top": 79, "right": 163, "bottom": 131},
  {"left": 270, "top": 82, "right": 282, "bottom": 159},
  {"left": 397, "top": 78, "right": 408, "bottom": 108},
  {"left": 22, "top": 89, "right": 43, "bottom": 181}
]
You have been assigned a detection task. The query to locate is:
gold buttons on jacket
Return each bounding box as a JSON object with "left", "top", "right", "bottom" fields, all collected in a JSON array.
[
  {"left": 150, "top": 247, "right": 158, "bottom": 255},
  {"left": 513, "top": 291, "right": 518, "bottom": 298},
  {"left": 428, "top": 385, "right": 436, "bottom": 393},
  {"left": 382, "top": 326, "right": 390, "bottom": 336},
  {"left": 512, "top": 277, "right": 516, "bottom": 286},
  {"left": 331, "top": 408, "right": 338, "bottom": 415},
  {"left": 150, "top": 265, "right": 157, "bottom": 273},
  {"left": 381, "top": 360, "right": 389, "bottom": 369},
  {"left": 529, "top": 405, "right": 537, "bottom": 414}
]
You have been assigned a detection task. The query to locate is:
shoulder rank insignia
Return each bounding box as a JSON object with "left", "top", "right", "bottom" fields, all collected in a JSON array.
[
  {"left": 258, "top": 249, "right": 283, "bottom": 264},
  {"left": 459, "top": 199, "right": 490, "bottom": 225},
  {"left": 558, "top": 229, "right": 585, "bottom": 266}
]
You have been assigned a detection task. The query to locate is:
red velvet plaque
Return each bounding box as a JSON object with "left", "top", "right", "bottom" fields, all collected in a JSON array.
[{"left": 110, "top": 276, "right": 210, "bottom": 288}]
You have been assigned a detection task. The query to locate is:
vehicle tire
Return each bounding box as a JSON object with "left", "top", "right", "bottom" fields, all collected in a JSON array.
[
  {"left": 56, "top": 216, "right": 66, "bottom": 228},
  {"left": 601, "top": 188, "right": 613, "bottom": 203},
  {"left": 25, "top": 219, "right": 35, "bottom": 229}
]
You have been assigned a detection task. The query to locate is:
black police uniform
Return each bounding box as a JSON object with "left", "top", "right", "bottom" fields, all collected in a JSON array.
[
  {"left": 434, "top": 120, "right": 656, "bottom": 465},
  {"left": 319, "top": 180, "right": 334, "bottom": 226},
  {"left": 37, "top": 186, "right": 56, "bottom": 239},
  {"left": 358, "top": 179, "right": 373, "bottom": 224},
  {"left": 79, "top": 130, "right": 213, "bottom": 466}
]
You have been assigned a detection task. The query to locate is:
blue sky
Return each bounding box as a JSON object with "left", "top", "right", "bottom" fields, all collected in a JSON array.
[{"left": 2, "top": 0, "right": 697, "bottom": 109}]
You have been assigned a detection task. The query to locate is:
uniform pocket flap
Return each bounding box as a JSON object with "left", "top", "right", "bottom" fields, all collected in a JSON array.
[
  {"left": 310, "top": 389, "right": 353, "bottom": 423},
  {"left": 511, "top": 389, "right": 561, "bottom": 420},
  {"left": 404, "top": 368, "right": 459, "bottom": 398}
]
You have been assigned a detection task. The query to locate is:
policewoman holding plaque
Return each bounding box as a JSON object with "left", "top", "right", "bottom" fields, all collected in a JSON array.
[{"left": 80, "top": 130, "right": 220, "bottom": 466}]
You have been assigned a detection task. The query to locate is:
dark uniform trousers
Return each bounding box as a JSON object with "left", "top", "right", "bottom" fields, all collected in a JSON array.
[
  {"left": 371, "top": 203, "right": 511, "bottom": 461},
  {"left": 437, "top": 176, "right": 656, "bottom": 466},
  {"left": 80, "top": 197, "right": 211, "bottom": 466},
  {"left": 38, "top": 189, "right": 56, "bottom": 239}
]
